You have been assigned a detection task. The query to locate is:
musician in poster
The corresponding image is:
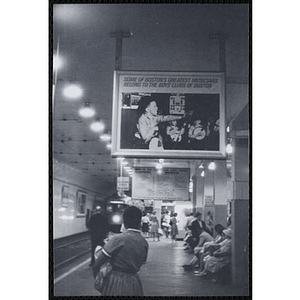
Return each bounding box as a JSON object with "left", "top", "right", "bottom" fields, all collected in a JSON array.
[{"left": 133, "top": 96, "right": 184, "bottom": 150}]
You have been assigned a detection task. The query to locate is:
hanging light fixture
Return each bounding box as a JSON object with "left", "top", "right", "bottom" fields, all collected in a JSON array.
[
  {"left": 156, "top": 162, "right": 163, "bottom": 170},
  {"left": 226, "top": 143, "right": 233, "bottom": 154},
  {"left": 90, "top": 118, "right": 105, "bottom": 132},
  {"left": 208, "top": 161, "right": 216, "bottom": 170},
  {"left": 189, "top": 179, "right": 193, "bottom": 193},
  {"left": 79, "top": 102, "right": 95, "bottom": 118},
  {"left": 63, "top": 83, "right": 83, "bottom": 99},
  {"left": 100, "top": 130, "right": 111, "bottom": 142}
]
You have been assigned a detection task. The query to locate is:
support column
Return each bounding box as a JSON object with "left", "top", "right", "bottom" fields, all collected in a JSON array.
[
  {"left": 230, "top": 138, "right": 249, "bottom": 288},
  {"left": 193, "top": 174, "right": 204, "bottom": 214},
  {"left": 211, "top": 160, "right": 228, "bottom": 229}
]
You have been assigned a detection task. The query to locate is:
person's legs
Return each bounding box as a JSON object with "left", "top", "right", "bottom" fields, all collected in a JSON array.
[
  {"left": 194, "top": 253, "right": 206, "bottom": 274},
  {"left": 183, "top": 255, "right": 199, "bottom": 268},
  {"left": 90, "top": 239, "right": 97, "bottom": 266}
]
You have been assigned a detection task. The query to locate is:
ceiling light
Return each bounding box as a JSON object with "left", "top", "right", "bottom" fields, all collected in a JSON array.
[
  {"left": 79, "top": 102, "right": 95, "bottom": 118},
  {"left": 226, "top": 143, "right": 233, "bottom": 154},
  {"left": 63, "top": 83, "right": 83, "bottom": 99},
  {"left": 106, "top": 144, "right": 112, "bottom": 149},
  {"left": 156, "top": 162, "right": 163, "bottom": 170},
  {"left": 157, "top": 169, "right": 163, "bottom": 175},
  {"left": 100, "top": 131, "right": 111, "bottom": 142},
  {"left": 189, "top": 179, "right": 193, "bottom": 193},
  {"left": 201, "top": 171, "right": 205, "bottom": 177},
  {"left": 90, "top": 119, "right": 105, "bottom": 132},
  {"left": 227, "top": 126, "right": 230, "bottom": 132},
  {"left": 208, "top": 162, "right": 216, "bottom": 170}
]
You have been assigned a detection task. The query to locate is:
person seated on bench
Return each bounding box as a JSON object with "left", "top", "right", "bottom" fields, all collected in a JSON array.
[
  {"left": 195, "top": 228, "right": 231, "bottom": 278},
  {"left": 182, "top": 227, "right": 214, "bottom": 270},
  {"left": 194, "top": 224, "right": 226, "bottom": 275}
]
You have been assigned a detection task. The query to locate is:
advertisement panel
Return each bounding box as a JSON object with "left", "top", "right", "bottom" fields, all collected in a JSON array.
[{"left": 112, "top": 71, "right": 226, "bottom": 159}]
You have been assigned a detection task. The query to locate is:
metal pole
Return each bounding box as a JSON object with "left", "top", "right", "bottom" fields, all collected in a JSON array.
[{"left": 109, "top": 31, "right": 131, "bottom": 71}]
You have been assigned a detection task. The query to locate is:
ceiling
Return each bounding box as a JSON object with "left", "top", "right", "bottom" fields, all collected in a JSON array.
[{"left": 51, "top": 3, "right": 249, "bottom": 193}]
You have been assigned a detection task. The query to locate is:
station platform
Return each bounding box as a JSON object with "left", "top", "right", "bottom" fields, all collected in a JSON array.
[{"left": 54, "top": 236, "right": 249, "bottom": 297}]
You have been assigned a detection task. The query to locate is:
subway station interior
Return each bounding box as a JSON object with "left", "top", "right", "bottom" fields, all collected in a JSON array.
[{"left": 51, "top": 3, "right": 250, "bottom": 297}]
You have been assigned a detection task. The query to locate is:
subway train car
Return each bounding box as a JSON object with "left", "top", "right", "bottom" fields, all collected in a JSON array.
[{"left": 101, "top": 193, "right": 130, "bottom": 233}]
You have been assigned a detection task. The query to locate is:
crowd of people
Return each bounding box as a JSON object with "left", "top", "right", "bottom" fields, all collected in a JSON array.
[
  {"left": 182, "top": 211, "right": 232, "bottom": 283},
  {"left": 88, "top": 205, "right": 232, "bottom": 296},
  {"left": 141, "top": 210, "right": 179, "bottom": 243}
]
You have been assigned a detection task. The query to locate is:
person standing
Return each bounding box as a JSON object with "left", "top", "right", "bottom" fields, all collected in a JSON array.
[
  {"left": 141, "top": 211, "right": 150, "bottom": 238},
  {"left": 93, "top": 206, "right": 149, "bottom": 296},
  {"left": 149, "top": 211, "right": 160, "bottom": 241},
  {"left": 88, "top": 206, "right": 109, "bottom": 266},
  {"left": 162, "top": 211, "right": 171, "bottom": 238},
  {"left": 170, "top": 213, "right": 179, "bottom": 244},
  {"left": 205, "top": 211, "right": 214, "bottom": 236}
]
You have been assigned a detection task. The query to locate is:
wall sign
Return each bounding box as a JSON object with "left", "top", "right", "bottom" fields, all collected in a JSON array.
[
  {"left": 132, "top": 168, "right": 189, "bottom": 201},
  {"left": 61, "top": 185, "right": 69, "bottom": 207},
  {"left": 111, "top": 71, "right": 226, "bottom": 159},
  {"left": 205, "top": 195, "right": 214, "bottom": 207},
  {"left": 117, "top": 177, "right": 130, "bottom": 191},
  {"left": 76, "top": 190, "right": 87, "bottom": 217}
]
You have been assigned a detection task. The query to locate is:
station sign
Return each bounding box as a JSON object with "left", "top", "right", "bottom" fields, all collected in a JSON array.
[{"left": 117, "top": 177, "right": 130, "bottom": 191}]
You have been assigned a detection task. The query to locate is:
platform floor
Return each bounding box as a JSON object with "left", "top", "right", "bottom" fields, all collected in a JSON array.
[{"left": 54, "top": 236, "right": 249, "bottom": 297}]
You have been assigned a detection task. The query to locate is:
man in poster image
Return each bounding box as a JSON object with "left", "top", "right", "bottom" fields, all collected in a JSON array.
[{"left": 134, "top": 96, "right": 184, "bottom": 150}]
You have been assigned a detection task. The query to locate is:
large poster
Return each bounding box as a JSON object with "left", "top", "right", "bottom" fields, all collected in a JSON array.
[{"left": 112, "top": 71, "right": 226, "bottom": 158}]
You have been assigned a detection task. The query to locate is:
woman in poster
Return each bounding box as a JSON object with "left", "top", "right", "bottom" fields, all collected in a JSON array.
[{"left": 134, "top": 96, "right": 183, "bottom": 150}]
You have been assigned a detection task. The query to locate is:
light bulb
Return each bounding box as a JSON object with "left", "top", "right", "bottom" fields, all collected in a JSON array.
[
  {"left": 208, "top": 162, "right": 216, "bottom": 170},
  {"left": 79, "top": 103, "right": 95, "bottom": 118},
  {"left": 90, "top": 120, "right": 105, "bottom": 132},
  {"left": 63, "top": 83, "right": 83, "bottom": 99},
  {"left": 226, "top": 144, "right": 233, "bottom": 154},
  {"left": 100, "top": 133, "right": 111, "bottom": 142},
  {"left": 156, "top": 162, "right": 163, "bottom": 170}
]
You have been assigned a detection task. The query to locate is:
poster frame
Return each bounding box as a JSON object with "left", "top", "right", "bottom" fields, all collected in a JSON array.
[
  {"left": 111, "top": 70, "right": 226, "bottom": 159},
  {"left": 76, "top": 189, "right": 87, "bottom": 218}
]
